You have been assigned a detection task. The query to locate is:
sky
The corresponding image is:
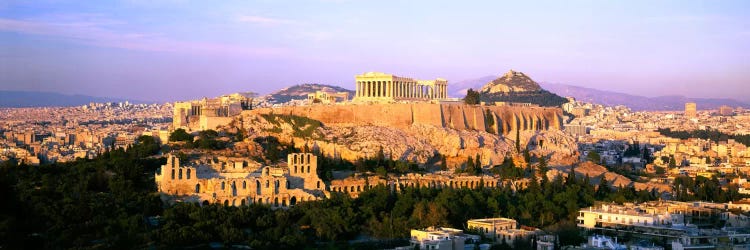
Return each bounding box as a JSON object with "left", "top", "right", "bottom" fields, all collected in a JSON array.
[{"left": 0, "top": 0, "right": 748, "bottom": 103}]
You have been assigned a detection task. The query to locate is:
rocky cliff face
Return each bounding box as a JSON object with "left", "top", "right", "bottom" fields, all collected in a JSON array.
[
  {"left": 247, "top": 103, "right": 564, "bottom": 135},
  {"left": 480, "top": 70, "right": 542, "bottom": 94},
  {"left": 241, "top": 110, "right": 578, "bottom": 169}
]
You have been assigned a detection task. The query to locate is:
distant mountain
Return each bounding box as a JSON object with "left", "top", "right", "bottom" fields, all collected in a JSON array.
[
  {"left": 540, "top": 83, "right": 750, "bottom": 111},
  {"left": 475, "top": 70, "right": 568, "bottom": 107},
  {"left": 264, "top": 84, "right": 354, "bottom": 104},
  {"left": 450, "top": 75, "right": 496, "bottom": 97},
  {"left": 0, "top": 91, "right": 138, "bottom": 107}
]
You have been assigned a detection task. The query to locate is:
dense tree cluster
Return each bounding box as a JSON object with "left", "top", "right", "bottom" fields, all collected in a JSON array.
[
  {"left": 252, "top": 136, "right": 297, "bottom": 164},
  {"left": 0, "top": 136, "right": 164, "bottom": 249},
  {"left": 480, "top": 90, "right": 568, "bottom": 107},
  {"left": 5, "top": 133, "right": 745, "bottom": 249},
  {"left": 169, "top": 128, "right": 192, "bottom": 142},
  {"left": 623, "top": 143, "right": 641, "bottom": 157},
  {"left": 260, "top": 114, "right": 323, "bottom": 138},
  {"left": 586, "top": 151, "right": 601, "bottom": 163},
  {"left": 673, "top": 176, "right": 743, "bottom": 202},
  {"left": 358, "top": 155, "right": 421, "bottom": 178},
  {"left": 169, "top": 129, "right": 228, "bottom": 150},
  {"left": 490, "top": 157, "right": 525, "bottom": 179},
  {"left": 464, "top": 88, "right": 481, "bottom": 105},
  {"left": 658, "top": 128, "right": 750, "bottom": 147},
  {"left": 455, "top": 155, "right": 483, "bottom": 175}
]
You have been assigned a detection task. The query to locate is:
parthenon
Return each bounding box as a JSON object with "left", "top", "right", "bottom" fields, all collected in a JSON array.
[{"left": 353, "top": 72, "right": 448, "bottom": 102}]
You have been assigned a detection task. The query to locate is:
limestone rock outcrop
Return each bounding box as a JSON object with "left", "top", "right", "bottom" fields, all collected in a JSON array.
[
  {"left": 245, "top": 103, "right": 564, "bottom": 136},
  {"left": 480, "top": 70, "right": 542, "bottom": 93},
  {"left": 241, "top": 108, "right": 579, "bottom": 168},
  {"left": 476, "top": 70, "right": 569, "bottom": 107}
]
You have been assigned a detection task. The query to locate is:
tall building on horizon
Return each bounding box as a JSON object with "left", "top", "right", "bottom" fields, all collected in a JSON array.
[
  {"left": 685, "top": 102, "right": 697, "bottom": 118},
  {"left": 719, "top": 105, "right": 734, "bottom": 116}
]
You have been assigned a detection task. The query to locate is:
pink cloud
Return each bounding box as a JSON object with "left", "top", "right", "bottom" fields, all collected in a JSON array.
[{"left": 0, "top": 17, "right": 289, "bottom": 56}]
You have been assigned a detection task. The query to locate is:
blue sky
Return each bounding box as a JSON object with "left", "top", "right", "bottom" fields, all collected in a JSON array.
[{"left": 1, "top": 0, "right": 748, "bottom": 102}]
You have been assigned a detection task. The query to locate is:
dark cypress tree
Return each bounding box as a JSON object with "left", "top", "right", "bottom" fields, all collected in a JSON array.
[
  {"left": 466, "top": 156, "right": 475, "bottom": 174},
  {"left": 440, "top": 155, "right": 448, "bottom": 171},
  {"left": 474, "top": 154, "right": 481, "bottom": 175},
  {"left": 464, "top": 88, "right": 481, "bottom": 105}
]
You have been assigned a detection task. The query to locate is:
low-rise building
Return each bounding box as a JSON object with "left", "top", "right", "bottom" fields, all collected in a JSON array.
[
  {"left": 467, "top": 217, "right": 541, "bottom": 246},
  {"left": 410, "top": 227, "right": 471, "bottom": 250},
  {"left": 578, "top": 201, "right": 750, "bottom": 249}
]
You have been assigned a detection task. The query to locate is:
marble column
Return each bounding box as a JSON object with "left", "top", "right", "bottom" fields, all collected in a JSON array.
[{"left": 387, "top": 81, "right": 392, "bottom": 98}]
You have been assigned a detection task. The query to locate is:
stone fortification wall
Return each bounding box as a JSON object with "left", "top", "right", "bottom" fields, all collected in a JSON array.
[{"left": 246, "top": 103, "right": 562, "bottom": 134}]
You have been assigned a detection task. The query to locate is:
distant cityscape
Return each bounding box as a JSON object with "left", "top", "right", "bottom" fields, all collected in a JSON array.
[
  {"left": 3, "top": 71, "right": 750, "bottom": 249},
  {"left": 2, "top": 1, "right": 749, "bottom": 249}
]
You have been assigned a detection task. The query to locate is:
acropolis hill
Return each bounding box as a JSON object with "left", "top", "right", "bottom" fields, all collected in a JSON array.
[
  {"left": 172, "top": 71, "right": 577, "bottom": 168},
  {"left": 158, "top": 71, "right": 670, "bottom": 209}
]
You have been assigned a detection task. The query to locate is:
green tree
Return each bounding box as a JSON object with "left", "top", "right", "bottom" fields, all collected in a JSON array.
[
  {"left": 523, "top": 149, "right": 531, "bottom": 164},
  {"left": 586, "top": 151, "right": 601, "bottom": 163},
  {"left": 595, "top": 176, "right": 611, "bottom": 200},
  {"left": 464, "top": 88, "right": 481, "bottom": 105},
  {"left": 538, "top": 156, "right": 549, "bottom": 174},
  {"left": 515, "top": 129, "right": 521, "bottom": 152},
  {"left": 466, "top": 156, "right": 475, "bottom": 174},
  {"left": 440, "top": 155, "right": 448, "bottom": 171},
  {"left": 169, "top": 128, "right": 192, "bottom": 142},
  {"left": 668, "top": 155, "right": 677, "bottom": 168},
  {"left": 484, "top": 109, "right": 495, "bottom": 134},
  {"left": 474, "top": 154, "right": 481, "bottom": 175}
]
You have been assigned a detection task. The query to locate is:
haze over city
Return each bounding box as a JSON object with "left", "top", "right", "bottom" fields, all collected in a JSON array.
[
  {"left": 1, "top": 0, "right": 748, "bottom": 103},
  {"left": 5, "top": 1, "right": 750, "bottom": 249}
]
